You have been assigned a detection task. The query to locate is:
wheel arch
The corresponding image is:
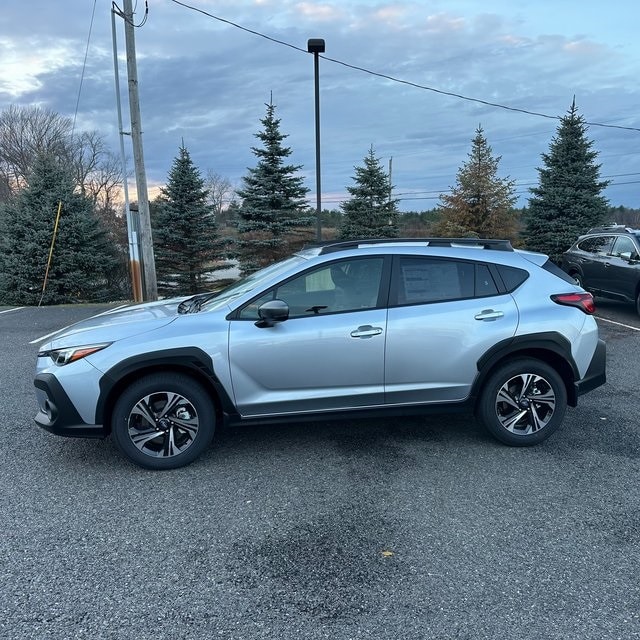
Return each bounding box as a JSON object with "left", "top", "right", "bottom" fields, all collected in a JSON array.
[
  {"left": 96, "top": 348, "right": 235, "bottom": 434},
  {"left": 472, "top": 334, "right": 579, "bottom": 409}
]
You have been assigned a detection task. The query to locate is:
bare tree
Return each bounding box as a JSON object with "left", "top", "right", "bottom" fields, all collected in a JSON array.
[
  {"left": 204, "top": 169, "right": 233, "bottom": 227},
  {"left": 0, "top": 105, "right": 123, "bottom": 211},
  {"left": 0, "top": 105, "right": 71, "bottom": 195}
]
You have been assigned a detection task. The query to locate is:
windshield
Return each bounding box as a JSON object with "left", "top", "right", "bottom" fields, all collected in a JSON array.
[{"left": 201, "top": 255, "right": 309, "bottom": 311}]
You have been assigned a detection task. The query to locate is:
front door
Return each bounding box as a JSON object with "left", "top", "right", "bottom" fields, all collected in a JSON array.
[{"left": 228, "top": 256, "right": 388, "bottom": 417}]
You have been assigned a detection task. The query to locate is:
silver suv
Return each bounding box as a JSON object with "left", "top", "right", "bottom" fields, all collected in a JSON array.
[{"left": 34, "top": 238, "right": 606, "bottom": 469}]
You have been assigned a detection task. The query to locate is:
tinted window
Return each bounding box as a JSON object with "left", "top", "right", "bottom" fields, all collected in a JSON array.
[
  {"left": 496, "top": 265, "right": 529, "bottom": 291},
  {"left": 541, "top": 259, "right": 576, "bottom": 285},
  {"left": 475, "top": 264, "right": 499, "bottom": 296},
  {"left": 577, "top": 236, "right": 614, "bottom": 255},
  {"left": 238, "top": 257, "right": 384, "bottom": 319},
  {"left": 393, "top": 258, "right": 497, "bottom": 305},
  {"left": 611, "top": 236, "right": 637, "bottom": 257}
]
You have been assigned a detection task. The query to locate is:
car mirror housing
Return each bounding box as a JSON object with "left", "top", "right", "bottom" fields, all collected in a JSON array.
[{"left": 255, "top": 299, "right": 289, "bottom": 328}]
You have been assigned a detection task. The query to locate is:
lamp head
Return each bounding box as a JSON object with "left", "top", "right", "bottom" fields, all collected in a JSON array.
[{"left": 307, "top": 38, "right": 325, "bottom": 53}]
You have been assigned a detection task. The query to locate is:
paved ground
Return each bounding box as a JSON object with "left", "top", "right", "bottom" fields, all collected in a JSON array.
[{"left": 0, "top": 303, "right": 638, "bottom": 639}]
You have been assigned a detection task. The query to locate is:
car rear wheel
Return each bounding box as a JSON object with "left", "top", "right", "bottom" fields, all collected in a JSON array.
[
  {"left": 477, "top": 358, "right": 567, "bottom": 446},
  {"left": 111, "top": 373, "right": 215, "bottom": 470},
  {"left": 636, "top": 290, "right": 640, "bottom": 317},
  {"left": 573, "top": 272, "right": 584, "bottom": 288}
]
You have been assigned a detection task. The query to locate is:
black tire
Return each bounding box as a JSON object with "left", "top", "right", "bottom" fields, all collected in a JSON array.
[
  {"left": 636, "top": 290, "right": 640, "bottom": 317},
  {"left": 476, "top": 358, "right": 567, "bottom": 446},
  {"left": 111, "top": 373, "right": 216, "bottom": 470},
  {"left": 573, "top": 272, "right": 584, "bottom": 289}
]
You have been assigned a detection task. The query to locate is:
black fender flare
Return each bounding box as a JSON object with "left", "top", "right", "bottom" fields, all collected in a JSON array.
[
  {"left": 96, "top": 347, "right": 237, "bottom": 427},
  {"left": 471, "top": 332, "right": 580, "bottom": 407}
]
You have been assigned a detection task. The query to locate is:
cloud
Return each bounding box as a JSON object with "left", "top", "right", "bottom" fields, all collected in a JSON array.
[
  {"left": 0, "top": 0, "right": 638, "bottom": 209},
  {"left": 0, "top": 37, "right": 79, "bottom": 97},
  {"left": 295, "top": 2, "right": 344, "bottom": 22}
]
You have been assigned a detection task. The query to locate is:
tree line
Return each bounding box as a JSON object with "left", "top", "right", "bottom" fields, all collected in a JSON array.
[{"left": 0, "top": 99, "right": 634, "bottom": 304}]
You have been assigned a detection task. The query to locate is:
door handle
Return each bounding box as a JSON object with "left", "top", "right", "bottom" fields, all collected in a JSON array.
[
  {"left": 474, "top": 309, "right": 504, "bottom": 321},
  {"left": 350, "top": 325, "right": 383, "bottom": 338}
]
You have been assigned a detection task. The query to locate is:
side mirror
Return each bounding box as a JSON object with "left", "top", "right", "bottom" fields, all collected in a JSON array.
[
  {"left": 619, "top": 251, "right": 633, "bottom": 262},
  {"left": 255, "top": 299, "right": 289, "bottom": 328}
]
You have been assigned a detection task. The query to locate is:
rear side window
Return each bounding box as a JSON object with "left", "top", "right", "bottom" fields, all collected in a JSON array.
[
  {"left": 393, "top": 258, "right": 498, "bottom": 305},
  {"left": 496, "top": 265, "right": 529, "bottom": 291},
  {"left": 577, "top": 235, "right": 614, "bottom": 255},
  {"left": 475, "top": 264, "right": 499, "bottom": 296}
]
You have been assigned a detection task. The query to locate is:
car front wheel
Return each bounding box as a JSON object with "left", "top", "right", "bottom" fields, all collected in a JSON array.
[
  {"left": 477, "top": 359, "right": 567, "bottom": 446},
  {"left": 111, "top": 373, "right": 216, "bottom": 470}
]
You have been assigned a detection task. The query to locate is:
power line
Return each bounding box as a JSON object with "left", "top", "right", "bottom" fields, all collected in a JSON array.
[
  {"left": 113, "top": 0, "right": 149, "bottom": 27},
  {"left": 72, "top": 0, "right": 98, "bottom": 137},
  {"left": 168, "top": 0, "right": 640, "bottom": 134}
]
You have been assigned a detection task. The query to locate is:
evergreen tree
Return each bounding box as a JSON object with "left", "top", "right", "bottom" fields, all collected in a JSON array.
[
  {"left": 434, "top": 126, "right": 517, "bottom": 239},
  {"left": 0, "top": 153, "right": 119, "bottom": 305},
  {"left": 235, "top": 101, "right": 312, "bottom": 274},
  {"left": 339, "top": 146, "right": 399, "bottom": 239},
  {"left": 152, "top": 144, "right": 222, "bottom": 294},
  {"left": 522, "top": 100, "right": 610, "bottom": 263}
]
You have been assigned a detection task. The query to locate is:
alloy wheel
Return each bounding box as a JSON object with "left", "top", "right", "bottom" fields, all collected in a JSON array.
[
  {"left": 495, "top": 372, "right": 556, "bottom": 435},
  {"left": 127, "top": 391, "right": 199, "bottom": 458}
]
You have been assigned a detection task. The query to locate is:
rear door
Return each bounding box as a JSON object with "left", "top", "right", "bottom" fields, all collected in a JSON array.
[
  {"left": 384, "top": 256, "right": 519, "bottom": 404},
  {"left": 579, "top": 235, "right": 614, "bottom": 290}
]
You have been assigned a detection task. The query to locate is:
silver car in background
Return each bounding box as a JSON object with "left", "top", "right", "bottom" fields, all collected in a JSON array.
[{"left": 34, "top": 238, "right": 606, "bottom": 470}]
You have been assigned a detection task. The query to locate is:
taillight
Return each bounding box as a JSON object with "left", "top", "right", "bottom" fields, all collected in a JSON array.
[{"left": 550, "top": 292, "right": 595, "bottom": 315}]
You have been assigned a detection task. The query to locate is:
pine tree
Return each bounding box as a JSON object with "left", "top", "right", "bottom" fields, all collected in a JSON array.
[
  {"left": 522, "top": 100, "right": 609, "bottom": 263},
  {"left": 339, "top": 146, "right": 399, "bottom": 239},
  {"left": 0, "top": 153, "right": 119, "bottom": 305},
  {"left": 152, "top": 144, "right": 222, "bottom": 294},
  {"left": 235, "top": 101, "right": 312, "bottom": 274},
  {"left": 435, "top": 126, "right": 517, "bottom": 239}
]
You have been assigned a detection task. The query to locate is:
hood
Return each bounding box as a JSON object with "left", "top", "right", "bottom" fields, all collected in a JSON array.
[{"left": 44, "top": 297, "right": 188, "bottom": 348}]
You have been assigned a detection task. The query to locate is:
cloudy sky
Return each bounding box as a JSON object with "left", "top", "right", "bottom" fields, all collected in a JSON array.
[{"left": 1, "top": 0, "right": 639, "bottom": 211}]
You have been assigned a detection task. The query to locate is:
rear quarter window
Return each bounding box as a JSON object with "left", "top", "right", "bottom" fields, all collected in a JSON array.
[{"left": 496, "top": 265, "right": 530, "bottom": 291}]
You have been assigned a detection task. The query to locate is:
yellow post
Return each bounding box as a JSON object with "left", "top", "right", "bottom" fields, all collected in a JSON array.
[{"left": 38, "top": 200, "right": 63, "bottom": 307}]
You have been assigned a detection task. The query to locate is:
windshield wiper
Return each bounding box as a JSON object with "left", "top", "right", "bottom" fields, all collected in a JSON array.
[{"left": 177, "top": 292, "right": 217, "bottom": 314}]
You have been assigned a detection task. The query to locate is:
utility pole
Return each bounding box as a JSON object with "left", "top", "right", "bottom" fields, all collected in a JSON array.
[
  {"left": 111, "top": 5, "right": 142, "bottom": 302},
  {"left": 122, "top": 0, "right": 157, "bottom": 301}
]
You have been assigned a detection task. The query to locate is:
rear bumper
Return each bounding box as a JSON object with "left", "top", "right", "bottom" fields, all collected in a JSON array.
[
  {"left": 34, "top": 374, "right": 106, "bottom": 439},
  {"left": 575, "top": 338, "right": 606, "bottom": 398}
]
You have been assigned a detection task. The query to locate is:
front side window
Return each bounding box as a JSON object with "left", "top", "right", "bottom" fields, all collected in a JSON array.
[
  {"left": 611, "top": 236, "right": 637, "bottom": 258},
  {"left": 238, "top": 257, "right": 385, "bottom": 319}
]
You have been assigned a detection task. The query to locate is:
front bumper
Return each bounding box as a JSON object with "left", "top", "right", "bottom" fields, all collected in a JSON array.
[
  {"left": 575, "top": 338, "right": 606, "bottom": 398},
  {"left": 34, "top": 373, "right": 106, "bottom": 439}
]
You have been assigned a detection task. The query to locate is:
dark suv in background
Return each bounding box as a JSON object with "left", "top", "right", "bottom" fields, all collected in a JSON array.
[{"left": 562, "top": 224, "right": 640, "bottom": 316}]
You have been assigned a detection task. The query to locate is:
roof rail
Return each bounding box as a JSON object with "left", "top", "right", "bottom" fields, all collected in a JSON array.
[
  {"left": 306, "top": 237, "right": 514, "bottom": 255},
  {"left": 587, "top": 224, "right": 638, "bottom": 234}
]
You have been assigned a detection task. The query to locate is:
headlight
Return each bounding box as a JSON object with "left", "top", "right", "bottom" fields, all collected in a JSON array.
[{"left": 38, "top": 343, "right": 111, "bottom": 366}]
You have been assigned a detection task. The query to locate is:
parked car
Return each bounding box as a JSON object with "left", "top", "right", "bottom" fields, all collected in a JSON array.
[
  {"left": 561, "top": 224, "right": 640, "bottom": 316},
  {"left": 34, "top": 238, "right": 606, "bottom": 470}
]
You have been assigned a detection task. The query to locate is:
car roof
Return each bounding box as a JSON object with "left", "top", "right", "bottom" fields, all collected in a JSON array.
[
  {"left": 306, "top": 238, "right": 514, "bottom": 254},
  {"left": 584, "top": 224, "right": 640, "bottom": 235}
]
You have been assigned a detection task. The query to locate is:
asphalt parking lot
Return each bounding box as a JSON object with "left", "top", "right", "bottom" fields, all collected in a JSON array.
[{"left": 1, "top": 302, "right": 639, "bottom": 640}]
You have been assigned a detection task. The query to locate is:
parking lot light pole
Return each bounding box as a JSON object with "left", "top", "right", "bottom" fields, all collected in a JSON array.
[{"left": 307, "top": 38, "right": 325, "bottom": 241}]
